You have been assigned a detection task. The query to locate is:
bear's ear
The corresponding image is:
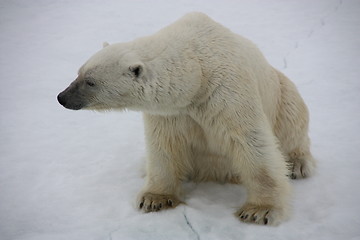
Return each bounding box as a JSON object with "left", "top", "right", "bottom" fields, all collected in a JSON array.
[
  {"left": 129, "top": 63, "right": 144, "bottom": 78},
  {"left": 102, "top": 42, "right": 110, "bottom": 48}
]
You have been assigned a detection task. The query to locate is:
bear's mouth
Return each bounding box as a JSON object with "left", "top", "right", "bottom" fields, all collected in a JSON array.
[{"left": 64, "top": 103, "right": 84, "bottom": 110}]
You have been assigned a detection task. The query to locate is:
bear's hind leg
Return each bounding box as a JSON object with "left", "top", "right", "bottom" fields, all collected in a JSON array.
[
  {"left": 274, "top": 69, "right": 316, "bottom": 179},
  {"left": 287, "top": 139, "right": 316, "bottom": 179}
]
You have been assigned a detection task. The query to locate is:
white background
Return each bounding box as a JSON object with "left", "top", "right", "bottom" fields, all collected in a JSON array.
[{"left": 1, "top": 0, "right": 359, "bottom": 239}]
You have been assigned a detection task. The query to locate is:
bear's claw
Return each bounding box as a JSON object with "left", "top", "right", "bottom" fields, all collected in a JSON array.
[
  {"left": 138, "top": 193, "right": 181, "bottom": 213},
  {"left": 288, "top": 157, "right": 316, "bottom": 179},
  {"left": 235, "top": 203, "right": 284, "bottom": 226}
]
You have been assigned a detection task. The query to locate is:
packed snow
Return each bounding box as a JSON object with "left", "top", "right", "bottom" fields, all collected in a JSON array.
[{"left": 1, "top": 0, "right": 360, "bottom": 239}]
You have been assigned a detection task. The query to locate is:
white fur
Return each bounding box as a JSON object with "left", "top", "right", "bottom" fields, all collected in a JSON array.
[
  {"left": 102, "top": 41, "right": 110, "bottom": 48},
  {"left": 76, "top": 12, "right": 316, "bottom": 225}
]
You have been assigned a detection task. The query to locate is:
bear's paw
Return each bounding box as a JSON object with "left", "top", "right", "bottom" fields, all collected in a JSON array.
[
  {"left": 288, "top": 156, "right": 316, "bottom": 179},
  {"left": 138, "top": 193, "right": 182, "bottom": 213},
  {"left": 235, "top": 203, "right": 287, "bottom": 226}
]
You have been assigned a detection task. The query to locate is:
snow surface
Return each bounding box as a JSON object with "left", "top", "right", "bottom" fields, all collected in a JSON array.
[{"left": 1, "top": 0, "right": 360, "bottom": 239}]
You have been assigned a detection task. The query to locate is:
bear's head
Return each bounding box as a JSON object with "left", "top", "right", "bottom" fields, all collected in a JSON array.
[
  {"left": 58, "top": 42, "right": 203, "bottom": 114},
  {"left": 57, "top": 43, "right": 150, "bottom": 111}
]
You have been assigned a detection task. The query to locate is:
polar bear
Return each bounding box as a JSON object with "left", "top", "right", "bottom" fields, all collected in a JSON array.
[{"left": 57, "top": 12, "right": 316, "bottom": 225}]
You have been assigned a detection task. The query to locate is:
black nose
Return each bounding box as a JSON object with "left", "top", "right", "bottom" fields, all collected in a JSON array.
[{"left": 57, "top": 92, "right": 66, "bottom": 106}]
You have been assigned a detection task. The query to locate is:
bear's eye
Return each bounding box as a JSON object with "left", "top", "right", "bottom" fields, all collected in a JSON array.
[{"left": 86, "top": 80, "right": 95, "bottom": 87}]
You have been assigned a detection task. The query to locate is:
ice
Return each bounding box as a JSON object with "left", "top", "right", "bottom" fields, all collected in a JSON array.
[{"left": 1, "top": 0, "right": 360, "bottom": 239}]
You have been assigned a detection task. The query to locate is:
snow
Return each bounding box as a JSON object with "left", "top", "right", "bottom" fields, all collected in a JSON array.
[{"left": 1, "top": 0, "right": 360, "bottom": 239}]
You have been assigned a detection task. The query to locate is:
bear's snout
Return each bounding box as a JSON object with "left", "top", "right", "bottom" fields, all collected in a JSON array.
[
  {"left": 57, "top": 92, "right": 67, "bottom": 106},
  {"left": 57, "top": 87, "right": 85, "bottom": 110}
]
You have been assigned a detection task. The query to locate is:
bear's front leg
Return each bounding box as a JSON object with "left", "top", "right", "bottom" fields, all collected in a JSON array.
[
  {"left": 231, "top": 127, "right": 292, "bottom": 226},
  {"left": 137, "top": 114, "right": 191, "bottom": 212},
  {"left": 137, "top": 157, "right": 183, "bottom": 213}
]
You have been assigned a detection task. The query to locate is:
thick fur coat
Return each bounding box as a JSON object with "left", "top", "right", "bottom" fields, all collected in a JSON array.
[{"left": 58, "top": 12, "right": 316, "bottom": 225}]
